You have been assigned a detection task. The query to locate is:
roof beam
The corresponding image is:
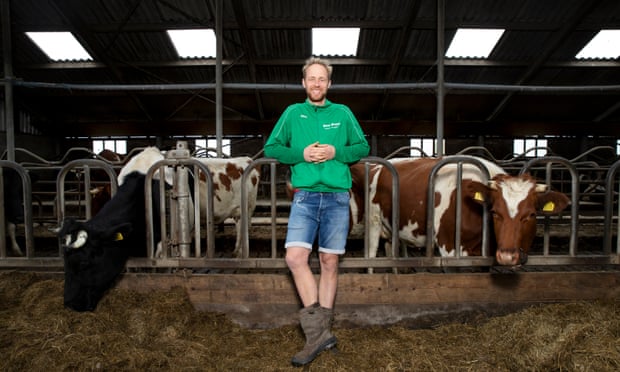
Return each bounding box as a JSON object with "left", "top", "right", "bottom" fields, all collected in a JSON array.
[
  {"left": 485, "top": 0, "right": 602, "bottom": 122},
  {"left": 15, "top": 20, "right": 614, "bottom": 33},
  {"left": 20, "top": 59, "right": 619, "bottom": 71},
  {"left": 594, "top": 100, "right": 620, "bottom": 123},
  {"left": 48, "top": 0, "right": 155, "bottom": 122},
  {"left": 231, "top": 0, "right": 265, "bottom": 120},
  {"left": 377, "top": 1, "right": 423, "bottom": 119}
]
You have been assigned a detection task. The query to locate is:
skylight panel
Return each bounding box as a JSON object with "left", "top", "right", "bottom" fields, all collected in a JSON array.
[
  {"left": 576, "top": 30, "right": 620, "bottom": 59},
  {"left": 25, "top": 31, "right": 92, "bottom": 61},
  {"left": 167, "top": 29, "right": 216, "bottom": 58},
  {"left": 445, "top": 28, "right": 505, "bottom": 58},
  {"left": 312, "top": 28, "right": 360, "bottom": 56}
]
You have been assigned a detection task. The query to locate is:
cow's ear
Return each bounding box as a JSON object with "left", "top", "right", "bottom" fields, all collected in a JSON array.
[
  {"left": 101, "top": 222, "right": 134, "bottom": 241},
  {"left": 464, "top": 179, "right": 490, "bottom": 206},
  {"left": 537, "top": 190, "right": 570, "bottom": 215}
]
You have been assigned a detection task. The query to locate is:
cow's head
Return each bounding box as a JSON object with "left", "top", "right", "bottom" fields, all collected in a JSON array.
[
  {"left": 59, "top": 218, "right": 134, "bottom": 311},
  {"left": 466, "top": 174, "right": 570, "bottom": 266}
]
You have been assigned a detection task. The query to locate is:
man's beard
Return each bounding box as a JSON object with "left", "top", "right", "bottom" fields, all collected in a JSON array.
[{"left": 307, "top": 90, "right": 326, "bottom": 104}]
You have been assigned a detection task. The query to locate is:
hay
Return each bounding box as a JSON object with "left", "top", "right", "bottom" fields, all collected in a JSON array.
[{"left": 1, "top": 271, "right": 619, "bottom": 371}]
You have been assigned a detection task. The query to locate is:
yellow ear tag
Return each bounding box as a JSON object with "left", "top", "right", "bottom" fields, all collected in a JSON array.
[
  {"left": 474, "top": 192, "right": 484, "bottom": 201},
  {"left": 115, "top": 232, "right": 124, "bottom": 241},
  {"left": 543, "top": 201, "right": 555, "bottom": 212}
]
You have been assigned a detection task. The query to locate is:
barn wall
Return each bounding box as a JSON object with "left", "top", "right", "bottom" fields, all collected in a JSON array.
[
  {"left": 8, "top": 133, "right": 615, "bottom": 166},
  {"left": 0, "top": 133, "right": 59, "bottom": 161}
]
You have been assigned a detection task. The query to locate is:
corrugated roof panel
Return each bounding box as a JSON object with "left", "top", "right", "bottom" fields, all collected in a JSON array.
[
  {"left": 357, "top": 29, "right": 403, "bottom": 59},
  {"left": 402, "top": 30, "right": 438, "bottom": 60},
  {"left": 491, "top": 31, "right": 556, "bottom": 61},
  {"left": 242, "top": 0, "right": 313, "bottom": 21},
  {"left": 444, "top": 0, "right": 583, "bottom": 25},
  {"left": 251, "top": 29, "right": 311, "bottom": 59},
  {"left": 4, "top": 0, "right": 620, "bottom": 139}
]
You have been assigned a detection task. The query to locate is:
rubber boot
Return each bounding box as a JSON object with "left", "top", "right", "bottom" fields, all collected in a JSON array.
[{"left": 291, "top": 303, "right": 337, "bottom": 367}]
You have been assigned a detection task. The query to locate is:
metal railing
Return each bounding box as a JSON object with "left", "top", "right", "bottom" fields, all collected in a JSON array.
[{"left": 1, "top": 149, "right": 619, "bottom": 271}]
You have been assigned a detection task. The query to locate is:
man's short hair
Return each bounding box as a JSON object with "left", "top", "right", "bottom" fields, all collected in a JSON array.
[{"left": 302, "top": 57, "right": 333, "bottom": 80}]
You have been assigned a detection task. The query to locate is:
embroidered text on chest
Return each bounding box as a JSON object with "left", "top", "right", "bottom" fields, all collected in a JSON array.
[{"left": 322, "top": 122, "right": 341, "bottom": 130}]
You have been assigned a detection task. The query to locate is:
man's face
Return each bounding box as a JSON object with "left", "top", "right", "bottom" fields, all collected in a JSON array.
[{"left": 302, "top": 63, "right": 331, "bottom": 104}]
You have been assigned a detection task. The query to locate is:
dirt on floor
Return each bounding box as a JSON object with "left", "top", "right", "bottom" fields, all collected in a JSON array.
[{"left": 1, "top": 270, "right": 620, "bottom": 371}]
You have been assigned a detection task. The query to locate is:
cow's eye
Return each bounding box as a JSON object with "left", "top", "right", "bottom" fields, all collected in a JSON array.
[{"left": 522, "top": 213, "right": 536, "bottom": 222}]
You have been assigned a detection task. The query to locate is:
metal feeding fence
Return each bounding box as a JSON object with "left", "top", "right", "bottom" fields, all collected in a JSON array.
[{"left": 0, "top": 145, "right": 619, "bottom": 272}]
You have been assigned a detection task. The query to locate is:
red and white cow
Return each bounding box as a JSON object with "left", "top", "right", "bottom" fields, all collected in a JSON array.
[
  {"left": 119, "top": 146, "right": 260, "bottom": 257},
  {"left": 90, "top": 149, "right": 125, "bottom": 216},
  {"left": 349, "top": 155, "right": 570, "bottom": 266}
]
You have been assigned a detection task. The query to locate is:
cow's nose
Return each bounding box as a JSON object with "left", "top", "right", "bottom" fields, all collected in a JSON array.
[{"left": 496, "top": 248, "right": 520, "bottom": 266}]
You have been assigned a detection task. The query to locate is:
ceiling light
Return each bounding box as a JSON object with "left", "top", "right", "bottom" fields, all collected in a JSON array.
[
  {"left": 167, "top": 29, "right": 216, "bottom": 58},
  {"left": 445, "top": 28, "right": 505, "bottom": 58},
  {"left": 576, "top": 30, "right": 620, "bottom": 59},
  {"left": 25, "top": 31, "right": 93, "bottom": 61},
  {"left": 312, "top": 28, "right": 360, "bottom": 57}
]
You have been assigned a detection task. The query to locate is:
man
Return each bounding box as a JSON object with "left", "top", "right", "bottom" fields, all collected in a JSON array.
[{"left": 264, "top": 57, "right": 370, "bottom": 366}]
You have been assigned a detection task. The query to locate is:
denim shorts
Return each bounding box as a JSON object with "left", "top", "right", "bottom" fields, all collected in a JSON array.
[{"left": 285, "top": 190, "right": 350, "bottom": 255}]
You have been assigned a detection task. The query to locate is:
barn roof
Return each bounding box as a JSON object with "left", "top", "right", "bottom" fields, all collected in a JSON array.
[{"left": 2, "top": 0, "right": 620, "bottom": 138}]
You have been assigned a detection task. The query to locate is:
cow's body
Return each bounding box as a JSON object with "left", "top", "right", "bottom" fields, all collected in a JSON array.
[
  {"left": 194, "top": 157, "right": 260, "bottom": 256},
  {"left": 350, "top": 156, "right": 570, "bottom": 266},
  {"left": 119, "top": 147, "right": 260, "bottom": 257},
  {"left": 59, "top": 172, "right": 162, "bottom": 311}
]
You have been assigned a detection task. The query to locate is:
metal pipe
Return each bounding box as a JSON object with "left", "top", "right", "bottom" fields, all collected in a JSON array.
[
  {"left": 10, "top": 81, "right": 438, "bottom": 91},
  {"left": 2, "top": 0, "right": 15, "bottom": 162},
  {"left": 602, "top": 160, "right": 620, "bottom": 254},
  {"left": 215, "top": 0, "right": 223, "bottom": 157},
  {"left": 168, "top": 141, "right": 192, "bottom": 258},
  {"left": 0, "top": 167, "right": 6, "bottom": 257},
  {"left": 426, "top": 157, "right": 491, "bottom": 258},
  {"left": 436, "top": 0, "right": 445, "bottom": 156},
  {"left": 520, "top": 157, "right": 579, "bottom": 256},
  {"left": 10, "top": 80, "right": 620, "bottom": 93}
]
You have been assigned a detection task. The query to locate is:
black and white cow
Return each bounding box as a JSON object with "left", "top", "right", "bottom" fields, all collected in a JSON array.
[
  {"left": 59, "top": 171, "right": 163, "bottom": 311},
  {"left": 59, "top": 145, "right": 260, "bottom": 311}
]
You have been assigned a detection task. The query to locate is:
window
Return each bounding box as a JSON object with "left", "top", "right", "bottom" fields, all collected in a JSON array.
[
  {"left": 93, "top": 139, "right": 126, "bottom": 155},
  {"left": 513, "top": 138, "right": 548, "bottom": 157},
  {"left": 195, "top": 138, "right": 230, "bottom": 157},
  {"left": 410, "top": 138, "right": 444, "bottom": 157}
]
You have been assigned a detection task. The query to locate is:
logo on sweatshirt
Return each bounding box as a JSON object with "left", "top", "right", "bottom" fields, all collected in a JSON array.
[
  {"left": 300, "top": 114, "right": 308, "bottom": 119},
  {"left": 322, "top": 122, "right": 341, "bottom": 130}
]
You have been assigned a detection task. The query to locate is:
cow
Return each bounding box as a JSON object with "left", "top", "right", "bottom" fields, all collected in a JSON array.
[
  {"left": 90, "top": 149, "right": 125, "bottom": 216},
  {"left": 117, "top": 146, "right": 261, "bottom": 257},
  {"left": 59, "top": 171, "right": 164, "bottom": 311},
  {"left": 193, "top": 156, "right": 260, "bottom": 257},
  {"left": 349, "top": 155, "right": 570, "bottom": 267}
]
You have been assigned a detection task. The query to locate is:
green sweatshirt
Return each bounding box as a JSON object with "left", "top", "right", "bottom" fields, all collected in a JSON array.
[{"left": 264, "top": 98, "right": 370, "bottom": 192}]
